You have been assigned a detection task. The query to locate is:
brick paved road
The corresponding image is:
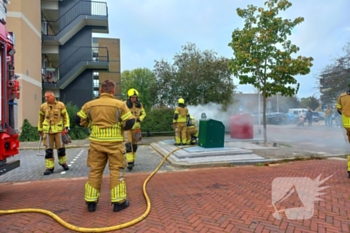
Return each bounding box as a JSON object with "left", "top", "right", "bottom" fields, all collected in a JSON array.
[{"left": 1, "top": 159, "right": 349, "bottom": 232}]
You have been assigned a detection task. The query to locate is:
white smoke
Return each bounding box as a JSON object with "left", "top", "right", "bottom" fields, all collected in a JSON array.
[{"left": 187, "top": 102, "right": 233, "bottom": 130}]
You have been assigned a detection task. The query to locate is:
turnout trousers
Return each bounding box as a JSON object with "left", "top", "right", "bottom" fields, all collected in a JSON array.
[
  {"left": 43, "top": 132, "right": 66, "bottom": 169},
  {"left": 84, "top": 141, "right": 127, "bottom": 204}
]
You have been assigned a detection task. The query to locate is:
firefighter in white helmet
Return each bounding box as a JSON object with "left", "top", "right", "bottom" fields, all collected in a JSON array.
[
  {"left": 173, "top": 98, "right": 189, "bottom": 145},
  {"left": 124, "top": 88, "right": 147, "bottom": 171}
]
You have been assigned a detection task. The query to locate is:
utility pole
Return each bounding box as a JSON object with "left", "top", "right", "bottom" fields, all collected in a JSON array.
[{"left": 277, "top": 93, "right": 279, "bottom": 112}]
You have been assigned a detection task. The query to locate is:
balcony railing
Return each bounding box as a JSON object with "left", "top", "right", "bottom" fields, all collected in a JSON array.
[
  {"left": 0, "top": 1, "right": 7, "bottom": 24},
  {"left": 42, "top": 46, "right": 109, "bottom": 84},
  {"left": 41, "top": 1, "right": 108, "bottom": 36}
]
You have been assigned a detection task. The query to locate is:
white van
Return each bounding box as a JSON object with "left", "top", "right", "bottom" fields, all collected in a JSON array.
[{"left": 288, "top": 108, "right": 308, "bottom": 116}]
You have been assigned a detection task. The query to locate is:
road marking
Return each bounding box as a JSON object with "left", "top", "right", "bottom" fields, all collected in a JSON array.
[{"left": 60, "top": 149, "right": 85, "bottom": 175}]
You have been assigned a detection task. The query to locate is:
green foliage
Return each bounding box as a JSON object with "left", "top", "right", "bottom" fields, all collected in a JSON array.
[
  {"left": 121, "top": 68, "right": 157, "bottom": 112},
  {"left": 154, "top": 43, "right": 236, "bottom": 109},
  {"left": 65, "top": 102, "right": 89, "bottom": 140},
  {"left": 19, "top": 119, "right": 40, "bottom": 142},
  {"left": 299, "top": 95, "right": 320, "bottom": 110},
  {"left": 141, "top": 108, "right": 174, "bottom": 134},
  {"left": 228, "top": 0, "right": 313, "bottom": 143}
]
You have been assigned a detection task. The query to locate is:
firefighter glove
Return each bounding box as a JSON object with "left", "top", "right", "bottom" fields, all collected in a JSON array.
[{"left": 132, "top": 122, "right": 140, "bottom": 130}]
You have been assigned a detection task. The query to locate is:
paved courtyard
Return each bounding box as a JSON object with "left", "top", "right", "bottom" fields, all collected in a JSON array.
[{"left": 1, "top": 159, "right": 349, "bottom": 232}]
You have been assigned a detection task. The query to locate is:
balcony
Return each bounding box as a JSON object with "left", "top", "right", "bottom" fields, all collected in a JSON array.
[
  {"left": 42, "top": 46, "right": 109, "bottom": 89},
  {"left": 0, "top": 1, "right": 7, "bottom": 24},
  {"left": 42, "top": 1, "right": 108, "bottom": 45}
]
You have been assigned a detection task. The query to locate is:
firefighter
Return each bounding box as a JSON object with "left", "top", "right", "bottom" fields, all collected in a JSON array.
[
  {"left": 38, "top": 90, "right": 70, "bottom": 176},
  {"left": 124, "top": 88, "right": 146, "bottom": 171},
  {"left": 76, "top": 80, "right": 135, "bottom": 212},
  {"left": 173, "top": 98, "right": 189, "bottom": 145},
  {"left": 336, "top": 84, "right": 350, "bottom": 178},
  {"left": 186, "top": 115, "right": 198, "bottom": 145}
]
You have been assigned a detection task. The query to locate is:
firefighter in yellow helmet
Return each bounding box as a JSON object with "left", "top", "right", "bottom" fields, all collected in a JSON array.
[
  {"left": 124, "top": 88, "right": 147, "bottom": 171},
  {"left": 186, "top": 115, "right": 198, "bottom": 145},
  {"left": 76, "top": 80, "right": 135, "bottom": 212},
  {"left": 336, "top": 83, "right": 350, "bottom": 178},
  {"left": 173, "top": 98, "right": 189, "bottom": 145},
  {"left": 38, "top": 90, "right": 70, "bottom": 175}
]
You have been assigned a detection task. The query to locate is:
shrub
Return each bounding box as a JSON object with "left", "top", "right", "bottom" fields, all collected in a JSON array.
[
  {"left": 65, "top": 102, "right": 89, "bottom": 140},
  {"left": 19, "top": 119, "right": 40, "bottom": 142},
  {"left": 141, "top": 108, "right": 175, "bottom": 136}
]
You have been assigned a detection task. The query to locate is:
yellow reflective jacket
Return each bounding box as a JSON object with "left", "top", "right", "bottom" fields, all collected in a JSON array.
[
  {"left": 38, "top": 100, "right": 70, "bottom": 134},
  {"left": 173, "top": 106, "right": 189, "bottom": 123},
  {"left": 125, "top": 99, "right": 146, "bottom": 130},
  {"left": 77, "top": 93, "right": 134, "bottom": 142},
  {"left": 337, "top": 92, "right": 350, "bottom": 128}
]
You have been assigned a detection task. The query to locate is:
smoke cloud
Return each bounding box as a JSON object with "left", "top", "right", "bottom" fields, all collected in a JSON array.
[{"left": 187, "top": 103, "right": 234, "bottom": 130}]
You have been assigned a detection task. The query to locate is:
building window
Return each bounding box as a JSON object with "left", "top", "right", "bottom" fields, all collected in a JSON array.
[
  {"left": 93, "top": 90, "right": 99, "bottom": 98},
  {"left": 93, "top": 79, "right": 99, "bottom": 88}
]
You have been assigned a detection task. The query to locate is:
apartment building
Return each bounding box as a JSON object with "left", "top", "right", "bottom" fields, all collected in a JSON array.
[
  {"left": 6, "top": 0, "right": 121, "bottom": 129},
  {"left": 92, "top": 37, "right": 121, "bottom": 99}
]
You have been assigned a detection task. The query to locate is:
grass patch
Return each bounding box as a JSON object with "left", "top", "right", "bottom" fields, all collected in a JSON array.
[{"left": 279, "top": 143, "right": 292, "bottom": 148}]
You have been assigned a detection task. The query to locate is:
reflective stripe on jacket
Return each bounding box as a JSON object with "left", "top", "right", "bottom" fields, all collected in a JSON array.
[
  {"left": 77, "top": 93, "right": 134, "bottom": 142},
  {"left": 173, "top": 106, "right": 189, "bottom": 123},
  {"left": 38, "top": 101, "right": 70, "bottom": 133},
  {"left": 125, "top": 100, "right": 146, "bottom": 130}
]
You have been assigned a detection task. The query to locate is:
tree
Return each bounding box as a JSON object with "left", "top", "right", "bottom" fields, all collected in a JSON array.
[
  {"left": 319, "top": 42, "right": 350, "bottom": 105},
  {"left": 299, "top": 95, "right": 320, "bottom": 110},
  {"left": 154, "top": 43, "right": 236, "bottom": 109},
  {"left": 121, "top": 68, "right": 157, "bottom": 111},
  {"left": 228, "top": 0, "right": 313, "bottom": 144}
]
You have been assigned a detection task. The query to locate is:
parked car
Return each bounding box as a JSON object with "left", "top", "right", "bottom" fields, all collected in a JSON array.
[
  {"left": 312, "top": 111, "right": 325, "bottom": 122},
  {"left": 266, "top": 112, "right": 288, "bottom": 125}
]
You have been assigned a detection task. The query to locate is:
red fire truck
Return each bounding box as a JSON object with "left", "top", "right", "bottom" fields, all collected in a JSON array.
[{"left": 0, "top": 1, "right": 21, "bottom": 176}]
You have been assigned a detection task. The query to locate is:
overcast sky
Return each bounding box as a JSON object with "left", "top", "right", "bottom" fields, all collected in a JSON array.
[{"left": 93, "top": 0, "right": 349, "bottom": 98}]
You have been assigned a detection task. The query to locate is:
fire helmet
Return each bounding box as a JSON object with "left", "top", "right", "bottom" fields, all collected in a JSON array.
[
  {"left": 127, "top": 88, "right": 139, "bottom": 98},
  {"left": 178, "top": 98, "right": 185, "bottom": 104}
]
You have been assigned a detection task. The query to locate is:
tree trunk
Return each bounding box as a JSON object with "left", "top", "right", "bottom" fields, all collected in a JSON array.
[{"left": 262, "top": 90, "right": 267, "bottom": 145}]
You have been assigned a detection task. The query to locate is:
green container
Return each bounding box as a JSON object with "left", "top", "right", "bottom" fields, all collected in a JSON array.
[{"left": 198, "top": 119, "right": 225, "bottom": 148}]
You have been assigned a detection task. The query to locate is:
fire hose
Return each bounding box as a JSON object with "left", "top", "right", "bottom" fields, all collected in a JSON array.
[{"left": 0, "top": 146, "right": 188, "bottom": 232}]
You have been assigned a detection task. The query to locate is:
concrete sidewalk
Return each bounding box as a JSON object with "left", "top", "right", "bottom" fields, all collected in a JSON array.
[
  {"left": 18, "top": 131, "right": 348, "bottom": 169},
  {"left": 18, "top": 136, "right": 171, "bottom": 150}
]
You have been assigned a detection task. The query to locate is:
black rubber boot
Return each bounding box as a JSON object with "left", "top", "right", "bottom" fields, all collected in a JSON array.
[
  {"left": 61, "top": 163, "right": 69, "bottom": 171},
  {"left": 87, "top": 202, "right": 97, "bottom": 212},
  {"left": 127, "top": 162, "right": 134, "bottom": 171},
  {"left": 43, "top": 168, "right": 54, "bottom": 175},
  {"left": 113, "top": 200, "right": 130, "bottom": 212}
]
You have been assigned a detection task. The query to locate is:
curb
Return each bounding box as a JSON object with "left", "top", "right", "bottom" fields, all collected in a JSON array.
[
  {"left": 19, "top": 145, "right": 90, "bottom": 150},
  {"left": 18, "top": 141, "right": 154, "bottom": 150}
]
